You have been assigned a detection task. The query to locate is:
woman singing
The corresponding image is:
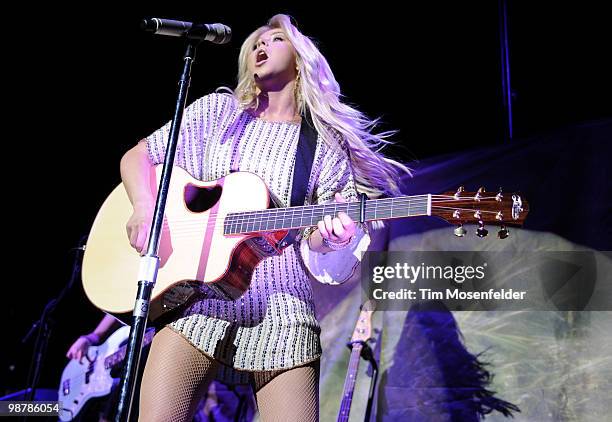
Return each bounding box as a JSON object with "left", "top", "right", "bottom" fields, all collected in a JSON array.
[{"left": 120, "top": 14, "right": 408, "bottom": 421}]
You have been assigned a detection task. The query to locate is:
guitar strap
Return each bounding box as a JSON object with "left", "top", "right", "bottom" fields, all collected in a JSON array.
[
  {"left": 268, "top": 111, "right": 318, "bottom": 248},
  {"left": 290, "top": 110, "right": 318, "bottom": 207}
]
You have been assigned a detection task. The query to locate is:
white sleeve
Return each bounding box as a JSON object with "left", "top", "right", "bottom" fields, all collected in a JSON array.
[
  {"left": 300, "top": 222, "right": 371, "bottom": 285},
  {"left": 144, "top": 93, "right": 232, "bottom": 179}
]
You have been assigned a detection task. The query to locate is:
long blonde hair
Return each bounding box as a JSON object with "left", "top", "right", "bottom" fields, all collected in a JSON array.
[{"left": 234, "top": 14, "right": 410, "bottom": 198}]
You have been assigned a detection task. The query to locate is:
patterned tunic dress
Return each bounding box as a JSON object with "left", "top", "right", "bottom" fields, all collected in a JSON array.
[{"left": 145, "top": 92, "right": 367, "bottom": 384}]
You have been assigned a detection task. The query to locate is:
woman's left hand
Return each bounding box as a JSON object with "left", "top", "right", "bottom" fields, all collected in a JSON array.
[{"left": 317, "top": 192, "right": 356, "bottom": 243}]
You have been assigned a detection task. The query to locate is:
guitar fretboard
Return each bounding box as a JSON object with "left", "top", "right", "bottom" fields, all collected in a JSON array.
[
  {"left": 224, "top": 195, "right": 431, "bottom": 235},
  {"left": 104, "top": 329, "right": 155, "bottom": 370},
  {"left": 337, "top": 343, "right": 363, "bottom": 422}
]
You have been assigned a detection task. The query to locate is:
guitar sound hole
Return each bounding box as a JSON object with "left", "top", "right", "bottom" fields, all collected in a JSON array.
[{"left": 184, "top": 184, "right": 222, "bottom": 212}]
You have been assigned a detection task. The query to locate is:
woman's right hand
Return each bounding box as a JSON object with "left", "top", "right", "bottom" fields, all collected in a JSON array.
[{"left": 126, "top": 201, "right": 154, "bottom": 254}]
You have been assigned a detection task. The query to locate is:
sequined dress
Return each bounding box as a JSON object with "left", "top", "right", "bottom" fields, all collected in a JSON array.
[{"left": 145, "top": 93, "right": 366, "bottom": 383}]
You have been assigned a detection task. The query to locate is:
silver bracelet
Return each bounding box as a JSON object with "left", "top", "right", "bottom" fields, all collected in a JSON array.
[{"left": 322, "top": 235, "right": 354, "bottom": 251}]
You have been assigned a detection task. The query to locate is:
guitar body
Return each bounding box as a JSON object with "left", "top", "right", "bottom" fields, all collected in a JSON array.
[
  {"left": 58, "top": 326, "right": 130, "bottom": 421},
  {"left": 82, "top": 167, "right": 290, "bottom": 321}
]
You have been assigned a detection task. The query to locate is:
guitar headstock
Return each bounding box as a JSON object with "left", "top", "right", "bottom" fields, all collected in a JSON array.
[
  {"left": 431, "top": 187, "right": 529, "bottom": 238},
  {"left": 350, "top": 300, "right": 376, "bottom": 343}
]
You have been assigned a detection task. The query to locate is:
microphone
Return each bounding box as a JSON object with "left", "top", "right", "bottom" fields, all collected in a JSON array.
[{"left": 141, "top": 18, "right": 232, "bottom": 44}]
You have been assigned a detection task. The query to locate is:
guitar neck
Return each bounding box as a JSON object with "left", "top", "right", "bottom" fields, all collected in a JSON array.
[
  {"left": 337, "top": 343, "right": 364, "bottom": 422},
  {"left": 104, "top": 329, "right": 155, "bottom": 370},
  {"left": 225, "top": 194, "right": 431, "bottom": 235}
]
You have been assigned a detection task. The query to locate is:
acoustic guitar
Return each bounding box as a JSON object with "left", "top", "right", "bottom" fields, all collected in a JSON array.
[{"left": 82, "top": 165, "right": 528, "bottom": 321}]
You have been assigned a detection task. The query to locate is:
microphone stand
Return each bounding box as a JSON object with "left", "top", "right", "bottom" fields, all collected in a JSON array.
[
  {"left": 114, "top": 37, "right": 202, "bottom": 422},
  {"left": 21, "top": 235, "right": 86, "bottom": 422}
]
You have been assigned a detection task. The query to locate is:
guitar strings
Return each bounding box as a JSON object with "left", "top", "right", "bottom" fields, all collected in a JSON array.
[
  {"left": 151, "top": 195, "right": 507, "bottom": 223},
  {"left": 151, "top": 198, "right": 508, "bottom": 231},
  {"left": 150, "top": 206, "right": 507, "bottom": 239}
]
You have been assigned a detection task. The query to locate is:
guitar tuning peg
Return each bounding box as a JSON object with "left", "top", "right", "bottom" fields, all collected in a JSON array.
[
  {"left": 498, "top": 225, "right": 510, "bottom": 239},
  {"left": 454, "top": 224, "right": 467, "bottom": 237},
  {"left": 496, "top": 187, "right": 503, "bottom": 202},
  {"left": 476, "top": 221, "right": 488, "bottom": 238},
  {"left": 454, "top": 186, "right": 465, "bottom": 200},
  {"left": 475, "top": 187, "right": 485, "bottom": 201}
]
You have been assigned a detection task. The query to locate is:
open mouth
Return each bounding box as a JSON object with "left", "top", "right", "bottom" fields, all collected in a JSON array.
[{"left": 256, "top": 50, "right": 268, "bottom": 65}]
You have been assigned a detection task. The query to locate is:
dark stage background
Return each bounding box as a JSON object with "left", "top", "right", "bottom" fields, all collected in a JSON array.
[{"left": 3, "top": 1, "right": 611, "bottom": 419}]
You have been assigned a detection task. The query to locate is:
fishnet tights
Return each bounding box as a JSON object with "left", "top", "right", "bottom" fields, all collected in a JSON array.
[
  {"left": 251, "top": 359, "right": 320, "bottom": 422},
  {"left": 139, "top": 327, "right": 220, "bottom": 421},
  {"left": 139, "top": 327, "right": 319, "bottom": 422}
]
